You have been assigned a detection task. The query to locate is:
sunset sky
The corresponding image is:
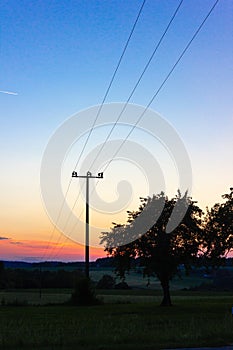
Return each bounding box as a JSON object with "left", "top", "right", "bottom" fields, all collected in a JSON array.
[{"left": 0, "top": 0, "right": 232, "bottom": 262}]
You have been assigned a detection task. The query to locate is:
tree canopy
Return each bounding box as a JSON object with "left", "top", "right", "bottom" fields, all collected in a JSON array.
[
  {"left": 101, "top": 188, "right": 233, "bottom": 306},
  {"left": 101, "top": 192, "right": 203, "bottom": 306},
  {"left": 199, "top": 188, "right": 233, "bottom": 269}
]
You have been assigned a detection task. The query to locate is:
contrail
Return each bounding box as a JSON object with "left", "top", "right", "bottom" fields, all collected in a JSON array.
[{"left": 0, "top": 90, "right": 18, "bottom": 95}]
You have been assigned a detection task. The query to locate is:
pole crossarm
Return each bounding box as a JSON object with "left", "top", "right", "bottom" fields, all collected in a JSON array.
[
  {"left": 72, "top": 171, "right": 103, "bottom": 179},
  {"left": 71, "top": 170, "right": 104, "bottom": 278}
]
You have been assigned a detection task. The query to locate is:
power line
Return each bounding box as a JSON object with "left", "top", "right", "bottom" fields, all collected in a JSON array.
[
  {"left": 41, "top": 0, "right": 147, "bottom": 261},
  {"left": 49, "top": 0, "right": 220, "bottom": 261},
  {"left": 68, "top": 0, "right": 220, "bottom": 247},
  {"left": 98, "top": 0, "right": 220, "bottom": 175},
  {"left": 71, "top": 0, "right": 147, "bottom": 174},
  {"left": 51, "top": 0, "right": 219, "bottom": 260},
  {"left": 49, "top": 0, "right": 184, "bottom": 261},
  {"left": 40, "top": 180, "right": 74, "bottom": 262},
  {"left": 88, "top": 0, "right": 184, "bottom": 172}
]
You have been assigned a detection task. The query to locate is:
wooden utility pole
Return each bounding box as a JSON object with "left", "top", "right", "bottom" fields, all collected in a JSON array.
[{"left": 72, "top": 171, "right": 103, "bottom": 278}]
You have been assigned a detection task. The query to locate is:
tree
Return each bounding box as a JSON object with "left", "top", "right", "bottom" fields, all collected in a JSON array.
[
  {"left": 200, "top": 188, "right": 233, "bottom": 270},
  {"left": 0, "top": 261, "right": 5, "bottom": 289},
  {"left": 101, "top": 192, "right": 203, "bottom": 306}
]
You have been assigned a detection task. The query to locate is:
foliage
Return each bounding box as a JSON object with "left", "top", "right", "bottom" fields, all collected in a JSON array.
[
  {"left": 213, "top": 269, "right": 233, "bottom": 290},
  {"left": 70, "top": 277, "right": 100, "bottom": 306},
  {"left": 0, "top": 261, "right": 6, "bottom": 288},
  {"left": 96, "top": 274, "right": 115, "bottom": 289},
  {"left": 0, "top": 267, "right": 84, "bottom": 289},
  {"left": 200, "top": 188, "right": 233, "bottom": 269},
  {"left": 115, "top": 281, "right": 131, "bottom": 290},
  {"left": 101, "top": 192, "right": 203, "bottom": 306}
]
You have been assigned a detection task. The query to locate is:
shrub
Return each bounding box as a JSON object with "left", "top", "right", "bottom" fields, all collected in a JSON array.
[
  {"left": 96, "top": 275, "right": 115, "bottom": 289},
  {"left": 213, "top": 269, "right": 233, "bottom": 290},
  {"left": 70, "top": 277, "right": 100, "bottom": 306}
]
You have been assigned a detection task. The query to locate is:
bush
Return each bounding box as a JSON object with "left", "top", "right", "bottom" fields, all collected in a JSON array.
[
  {"left": 70, "top": 277, "right": 100, "bottom": 306},
  {"left": 213, "top": 269, "right": 233, "bottom": 290},
  {"left": 96, "top": 275, "right": 115, "bottom": 289}
]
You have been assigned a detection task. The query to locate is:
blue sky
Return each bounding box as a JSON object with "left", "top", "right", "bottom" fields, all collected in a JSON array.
[{"left": 0, "top": 0, "right": 232, "bottom": 260}]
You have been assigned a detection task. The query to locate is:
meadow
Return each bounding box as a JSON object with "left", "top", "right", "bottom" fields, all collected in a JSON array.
[
  {"left": 0, "top": 269, "right": 232, "bottom": 349},
  {"left": 0, "top": 268, "right": 209, "bottom": 306},
  {"left": 0, "top": 290, "right": 233, "bottom": 349}
]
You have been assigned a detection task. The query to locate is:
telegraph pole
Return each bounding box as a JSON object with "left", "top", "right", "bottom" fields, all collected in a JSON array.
[{"left": 72, "top": 171, "right": 103, "bottom": 278}]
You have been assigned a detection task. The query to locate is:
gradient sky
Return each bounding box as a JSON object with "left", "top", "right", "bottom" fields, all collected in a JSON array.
[{"left": 0, "top": 0, "right": 232, "bottom": 261}]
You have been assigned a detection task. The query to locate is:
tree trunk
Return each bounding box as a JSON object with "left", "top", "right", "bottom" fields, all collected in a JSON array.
[{"left": 160, "top": 278, "right": 172, "bottom": 306}]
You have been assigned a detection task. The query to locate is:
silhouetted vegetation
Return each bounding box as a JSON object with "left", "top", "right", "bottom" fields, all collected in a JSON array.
[
  {"left": 0, "top": 267, "right": 84, "bottom": 289},
  {"left": 101, "top": 188, "right": 233, "bottom": 306},
  {"left": 200, "top": 187, "right": 233, "bottom": 269},
  {"left": 115, "top": 281, "right": 131, "bottom": 290},
  {"left": 96, "top": 274, "right": 115, "bottom": 289},
  {"left": 213, "top": 269, "right": 233, "bottom": 290},
  {"left": 101, "top": 192, "right": 203, "bottom": 306},
  {"left": 70, "top": 277, "right": 100, "bottom": 305},
  {"left": 0, "top": 189, "right": 232, "bottom": 307}
]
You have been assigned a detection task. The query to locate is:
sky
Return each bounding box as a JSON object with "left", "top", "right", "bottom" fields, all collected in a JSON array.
[{"left": 0, "top": 0, "right": 232, "bottom": 262}]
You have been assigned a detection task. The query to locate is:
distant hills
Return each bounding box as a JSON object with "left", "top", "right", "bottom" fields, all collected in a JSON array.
[
  {"left": 1, "top": 256, "right": 232, "bottom": 270},
  {"left": 1, "top": 257, "right": 115, "bottom": 269}
]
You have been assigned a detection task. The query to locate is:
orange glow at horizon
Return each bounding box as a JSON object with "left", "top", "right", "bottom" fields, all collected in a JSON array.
[{"left": 0, "top": 237, "right": 105, "bottom": 262}]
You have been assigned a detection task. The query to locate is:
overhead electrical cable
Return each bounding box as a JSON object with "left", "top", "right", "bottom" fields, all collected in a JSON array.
[
  {"left": 49, "top": 0, "right": 219, "bottom": 261},
  {"left": 49, "top": 0, "right": 187, "bottom": 261},
  {"left": 88, "top": 0, "right": 184, "bottom": 172},
  {"left": 66, "top": 0, "right": 220, "bottom": 250},
  {"left": 96, "top": 0, "right": 220, "bottom": 180},
  {"left": 41, "top": 0, "right": 147, "bottom": 261}
]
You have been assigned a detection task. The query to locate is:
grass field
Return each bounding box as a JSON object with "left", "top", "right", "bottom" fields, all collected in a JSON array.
[
  {"left": 0, "top": 290, "right": 233, "bottom": 349},
  {"left": 89, "top": 268, "right": 208, "bottom": 290},
  {"left": 0, "top": 269, "right": 232, "bottom": 349},
  {"left": 0, "top": 268, "right": 211, "bottom": 306}
]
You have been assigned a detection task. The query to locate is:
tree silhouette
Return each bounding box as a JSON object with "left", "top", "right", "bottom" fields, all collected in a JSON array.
[
  {"left": 200, "top": 187, "right": 233, "bottom": 270},
  {"left": 0, "top": 261, "right": 5, "bottom": 289},
  {"left": 101, "top": 192, "right": 203, "bottom": 306}
]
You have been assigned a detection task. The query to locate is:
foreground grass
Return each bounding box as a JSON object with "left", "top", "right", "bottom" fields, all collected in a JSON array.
[
  {"left": 0, "top": 289, "right": 71, "bottom": 305},
  {"left": 0, "top": 294, "right": 233, "bottom": 349}
]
